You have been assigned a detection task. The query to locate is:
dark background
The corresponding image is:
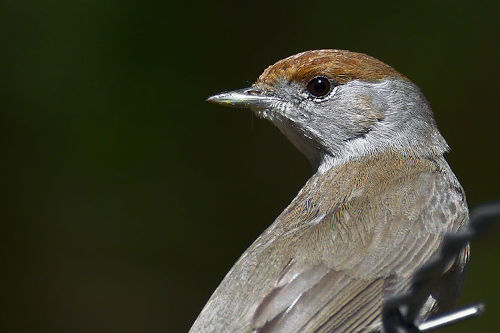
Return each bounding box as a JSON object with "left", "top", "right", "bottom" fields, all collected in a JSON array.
[{"left": 1, "top": 1, "right": 499, "bottom": 332}]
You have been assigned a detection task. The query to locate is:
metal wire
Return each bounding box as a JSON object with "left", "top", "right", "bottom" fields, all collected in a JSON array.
[{"left": 382, "top": 201, "right": 500, "bottom": 333}]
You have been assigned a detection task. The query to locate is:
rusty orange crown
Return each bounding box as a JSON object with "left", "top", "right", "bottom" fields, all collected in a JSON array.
[{"left": 255, "top": 50, "right": 407, "bottom": 89}]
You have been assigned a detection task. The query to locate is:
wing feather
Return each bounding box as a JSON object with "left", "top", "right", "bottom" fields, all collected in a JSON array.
[
  {"left": 190, "top": 155, "right": 468, "bottom": 333},
  {"left": 250, "top": 162, "right": 468, "bottom": 332}
]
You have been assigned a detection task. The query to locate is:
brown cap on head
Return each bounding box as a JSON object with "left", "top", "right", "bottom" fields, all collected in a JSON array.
[{"left": 255, "top": 49, "right": 407, "bottom": 89}]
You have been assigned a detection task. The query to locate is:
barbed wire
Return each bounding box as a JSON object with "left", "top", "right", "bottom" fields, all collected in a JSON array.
[{"left": 382, "top": 201, "right": 500, "bottom": 332}]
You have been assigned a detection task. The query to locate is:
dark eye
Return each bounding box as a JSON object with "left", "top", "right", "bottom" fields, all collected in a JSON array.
[{"left": 307, "top": 76, "right": 331, "bottom": 97}]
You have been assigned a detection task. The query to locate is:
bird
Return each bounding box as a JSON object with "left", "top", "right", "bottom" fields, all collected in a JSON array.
[{"left": 191, "top": 49, "right": 469, "bottom": 332}]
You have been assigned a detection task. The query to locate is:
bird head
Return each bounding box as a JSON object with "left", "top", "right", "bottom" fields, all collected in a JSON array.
[{"left": 208, "top": 50, "right": 448, "bottom": 171}]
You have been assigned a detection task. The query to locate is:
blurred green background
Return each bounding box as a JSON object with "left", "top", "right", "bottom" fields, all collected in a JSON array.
[{"left": 1, "top": 1, "right": 499, "bottom": 332}]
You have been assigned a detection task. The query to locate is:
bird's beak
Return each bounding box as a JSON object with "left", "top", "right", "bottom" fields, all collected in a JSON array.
[{"left": 207, "top": 87, "right": 276, "bottom": 110}]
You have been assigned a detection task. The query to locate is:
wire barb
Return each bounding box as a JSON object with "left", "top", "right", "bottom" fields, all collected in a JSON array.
[{"left": 417, "top": 303, "right": 485, "bottom": 332}]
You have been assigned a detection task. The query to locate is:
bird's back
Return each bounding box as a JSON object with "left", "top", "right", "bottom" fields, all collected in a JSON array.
[{"left": 190, "top": 152, "right": 468, "bottom": 332}]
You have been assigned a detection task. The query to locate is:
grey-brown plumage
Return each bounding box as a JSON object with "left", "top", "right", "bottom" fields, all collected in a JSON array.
[{"left": 193, "top": 50, "right": 469, "bottom": 332}]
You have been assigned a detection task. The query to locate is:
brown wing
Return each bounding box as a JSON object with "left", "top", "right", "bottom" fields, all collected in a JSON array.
[
  {"left": 251, "top": 166, "right": 468, "bottom": 333},
  {"left": 253, "top": 265, "right": 384, "bottom": 332},
  {"left": 189, "top": 155, "right": 468, "bottom": 333}
]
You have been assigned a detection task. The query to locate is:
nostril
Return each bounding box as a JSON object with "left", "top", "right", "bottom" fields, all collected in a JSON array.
[{"left": 246, "top": 88, "right": 263, "bottom": 96}]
